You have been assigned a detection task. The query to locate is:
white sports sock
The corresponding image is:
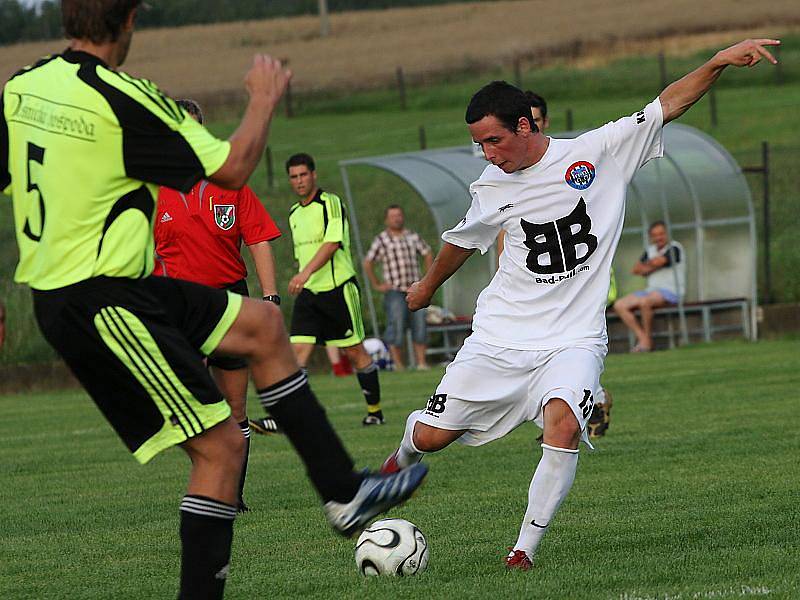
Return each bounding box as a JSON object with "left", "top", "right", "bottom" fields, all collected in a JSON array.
[
  {"left": 595, "top": 387, "right": 607, "bottom": 406},
  {"left": 395, "top": 410, "right": 425, "bottom": 468},
  {"left": 513, "top": 443, "right": 579, "bottom": 559}
]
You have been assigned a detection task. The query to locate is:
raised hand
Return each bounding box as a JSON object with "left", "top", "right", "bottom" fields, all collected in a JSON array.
[
  {"left": 716, "top": 39, "right": 780, "bottom": 68},
  {"left": 244, "top": 54, "right": 292, "bottom": 108}
]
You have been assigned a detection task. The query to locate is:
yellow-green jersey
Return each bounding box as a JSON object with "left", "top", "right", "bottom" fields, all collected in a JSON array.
[
  {"left": 289, "top": 189, "right": 357, "bottom": 293},
  {"left": 1, "top": 49, "right": 230, "bottom": 290}
]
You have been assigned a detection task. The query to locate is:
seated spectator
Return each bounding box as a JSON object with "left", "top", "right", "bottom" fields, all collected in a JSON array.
[{"left": 613, "top": 221, "right": 686, "bottom": 352}]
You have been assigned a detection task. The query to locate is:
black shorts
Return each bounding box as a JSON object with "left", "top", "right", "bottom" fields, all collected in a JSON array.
[
  {"left": 207, "top": 279, "right": 249, "bottom": 371},
  {"left": 32, "top": 276, "right": 243, "bottom": 464},
  {"left": 289, "top": 278, "right": 365, "bottom": 347}
]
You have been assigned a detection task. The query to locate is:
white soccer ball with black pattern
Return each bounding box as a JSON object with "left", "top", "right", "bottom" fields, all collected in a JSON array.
[{"left": 355, "top": 518, "right": 429, "bottom": 576}]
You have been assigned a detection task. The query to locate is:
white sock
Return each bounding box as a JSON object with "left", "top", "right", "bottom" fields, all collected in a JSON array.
[
  {"left": 395, "top": 410, "right": 425, "bottom": 468},
  {"left": 596, "top": 387, "right": 606, "bottom": 406},
  {"left": 513, "top": 443, "right": 579, "bottom": 559}
]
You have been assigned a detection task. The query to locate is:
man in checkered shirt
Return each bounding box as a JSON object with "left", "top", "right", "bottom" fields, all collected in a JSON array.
[{"left": 364, "top": 205, "right": 433, "bottom": 370}]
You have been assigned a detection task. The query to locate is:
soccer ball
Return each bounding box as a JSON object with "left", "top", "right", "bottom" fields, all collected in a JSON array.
[{"left": 355, "top": 518, "right": 429, "bottom": 576}]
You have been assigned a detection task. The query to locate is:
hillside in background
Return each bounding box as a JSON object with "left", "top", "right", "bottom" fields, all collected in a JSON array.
[{"left": 1, "top": 0, "right": 797, "bottom": 107}]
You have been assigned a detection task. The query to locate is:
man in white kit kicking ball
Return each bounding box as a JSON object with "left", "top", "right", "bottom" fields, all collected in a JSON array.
[{"left": 379, "top": 39, "right": 779, "bottom": 569}]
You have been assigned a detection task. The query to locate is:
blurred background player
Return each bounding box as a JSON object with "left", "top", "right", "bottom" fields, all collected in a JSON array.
[
  {"left": 613, "top": 220, "right": 686, "bottom": 352},
  {"left": 154, "top": 99, "right": 283, "bottom": 513},
  {"left": 1, "top": 2, "right": 427, "bottom": 597},
  {"left": 364, "top": 204, "right": 433, "bottom": 370},
  {"left": 282, "top": 153, "right": 384, "bottom": 425}
]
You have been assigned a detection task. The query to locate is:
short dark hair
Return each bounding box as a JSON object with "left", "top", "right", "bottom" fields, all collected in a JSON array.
[
  {"left": 384, "top": 204, "right": 403, "bottom": 218},
  {"left": 648, "top": 220, "right": 667, "bottom": 232},
  {"left": 465, "top": 80, "right": 537, "bottom": 134},
  {"left": 62, "top": 0, "right": 142, "bottom": 44},
  {"left": 285, "top": 153, "right": 315, "bottom": 173},
  {"left": 176, "top": 99, "right": 203, "bottom": 124},
  {"left": 524, "top": 91, "right": 547, "bottom": 118}
]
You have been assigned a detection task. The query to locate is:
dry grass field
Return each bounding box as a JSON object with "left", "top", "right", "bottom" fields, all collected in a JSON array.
[{"left": 1, "top": 0, "right": 797, "bottom": 104}]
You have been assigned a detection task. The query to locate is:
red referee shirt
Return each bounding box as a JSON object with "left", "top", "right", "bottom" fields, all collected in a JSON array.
[{"left": 154, "top": 180, "right": 281, "bottom": 288}]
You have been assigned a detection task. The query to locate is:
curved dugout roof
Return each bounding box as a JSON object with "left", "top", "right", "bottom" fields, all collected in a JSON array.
[{"left": 340, "top": 123, "right": 757, "bottom": 338}]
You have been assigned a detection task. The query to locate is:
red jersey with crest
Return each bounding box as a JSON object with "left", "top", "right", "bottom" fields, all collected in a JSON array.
[{"left": 154, "top": 180, "right": 281, "bottom": 288}]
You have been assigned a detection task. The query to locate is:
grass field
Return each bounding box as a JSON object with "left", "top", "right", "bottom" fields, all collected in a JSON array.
[{"left": 2, "top": 339, "right": 799, "bottom": 599}]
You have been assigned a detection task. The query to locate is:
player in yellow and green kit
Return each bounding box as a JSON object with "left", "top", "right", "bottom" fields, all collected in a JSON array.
[
  {"left": 286, "top": 153, "right": 384, "bottom": 426},
  {"left": 1, "top": 2, "right": 426, "bottom": 597}
]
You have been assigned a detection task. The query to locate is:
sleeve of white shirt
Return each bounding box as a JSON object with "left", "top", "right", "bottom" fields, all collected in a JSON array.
[
  {"left": 595, "top": 97, "right": 664, "bottom": 183},
  {"left": 441, "top": 188, "right": 501, "bottom": 255}
]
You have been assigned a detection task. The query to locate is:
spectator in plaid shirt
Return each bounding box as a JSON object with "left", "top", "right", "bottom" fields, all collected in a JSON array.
[{"left": 364, "top": 205, "right": 433, "bottom": 370}]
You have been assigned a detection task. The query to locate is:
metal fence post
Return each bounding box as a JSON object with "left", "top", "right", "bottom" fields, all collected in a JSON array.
[
  {"left": 658, "top": 52, "right": 668, "bottom": 89},
  {"left": 566, "top": 108, "right": 574, "bottom": 131},
  {"left": 396, "top": 66, "right": 407, "bottom": 110},
  {"left": 762, "top": 141, "right": 772, "bottom": 304},
  {"left": 709, "top": 87, "right": 718, "bottom": 127},
  {"left": 264, "top": 146, "right": 274, "bottom": 189},
  {"left": 418, "top": 125, "right": 427, "bottom": 150}
]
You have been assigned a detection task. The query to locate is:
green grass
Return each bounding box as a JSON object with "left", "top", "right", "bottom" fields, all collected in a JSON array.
[
  {"left": 2, "top": 339, "right": 799, "bottom": 599},
  {"left": 2, "top": 38, "right": 799, "bottom": 363}
]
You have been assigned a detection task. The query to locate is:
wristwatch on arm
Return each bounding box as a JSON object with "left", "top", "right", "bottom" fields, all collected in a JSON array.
[{"left": 262, "top": 295, "right": 281, "bottom": 305}]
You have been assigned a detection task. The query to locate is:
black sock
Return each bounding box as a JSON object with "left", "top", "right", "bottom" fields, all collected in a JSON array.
[
  {"left": 178, "top": 495, "right": 236, "bottom": 600},
  {"left": 356, "top": 363, "right": 381, "bottom": 414},
  {"left": 237, "top": 420, "right": 250, "bottom": 507},
  {"left": 258, "top": 371, "right": 362, "bottom": 503}
]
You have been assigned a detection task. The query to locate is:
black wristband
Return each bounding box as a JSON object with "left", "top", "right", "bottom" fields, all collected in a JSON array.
[{"left": 262, "top": 295, "right": 281, "bottom": 305}]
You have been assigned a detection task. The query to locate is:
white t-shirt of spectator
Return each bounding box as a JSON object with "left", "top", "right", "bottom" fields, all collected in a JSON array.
[
  {"left": 643, "top": 241, "right": 685, "bottom": 297},
  {"left": 442, "top": 98, "right": 664, "bottom": 350}
]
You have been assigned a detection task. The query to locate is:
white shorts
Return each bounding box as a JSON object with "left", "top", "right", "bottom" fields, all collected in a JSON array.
[{"left": 417, "top": 336, "right": 606, "bottom": 447}]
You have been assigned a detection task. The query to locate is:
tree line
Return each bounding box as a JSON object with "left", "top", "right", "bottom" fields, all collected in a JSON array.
[{"left": 0, "top": 0, "right": 495, "bottom": 46}]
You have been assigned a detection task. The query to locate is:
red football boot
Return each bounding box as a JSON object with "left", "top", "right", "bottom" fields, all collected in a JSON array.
[
  {"left": 505, "top": 549, "right": 533, "bottom": 571},
  {"left": 380, "top": 449, "right": 401, "bottom": 475}
]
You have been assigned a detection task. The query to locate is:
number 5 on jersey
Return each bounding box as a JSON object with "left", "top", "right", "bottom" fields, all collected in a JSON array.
[{"left": 23, "top": 142, "right": 46, "bottom": 242}]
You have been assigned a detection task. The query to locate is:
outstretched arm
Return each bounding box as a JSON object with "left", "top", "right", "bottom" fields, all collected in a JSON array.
[
  {"left": 406, "top": 242, "right": 475, "bottom": 311},
  {"left": 659, "top": 39, "right": 779, "bottom": 125}
]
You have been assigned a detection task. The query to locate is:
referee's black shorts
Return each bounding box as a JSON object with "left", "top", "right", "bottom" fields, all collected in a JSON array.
[
  {"left": 207, "top": 279, "right": 249, "bottom": 372},
  {"left": 32, "top": 276, "right": 242, "bottom": 464}
]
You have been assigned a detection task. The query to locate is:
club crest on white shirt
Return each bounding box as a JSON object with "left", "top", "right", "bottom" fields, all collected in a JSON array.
[{"left": 564, "top": 161, "right": 595, "bottom": 190}]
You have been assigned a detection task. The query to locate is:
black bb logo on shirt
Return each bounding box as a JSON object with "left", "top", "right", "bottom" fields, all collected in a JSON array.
[
  {"left": 214, "top": 204, "right": 236, "bottom": 231},
  {"left": 521, "top": 198, "right": 597, "bottom": 274}
]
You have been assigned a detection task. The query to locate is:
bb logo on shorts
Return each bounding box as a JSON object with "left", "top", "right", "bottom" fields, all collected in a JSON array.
[
  {"left": 425, "top": 393, "right": 447, "bottom": 417},
  {"left": 564, "top": 161, "right": 595, "bottom": 190},
  {"left": 214, "top": 204, "right": 236, "bottom": 231}
]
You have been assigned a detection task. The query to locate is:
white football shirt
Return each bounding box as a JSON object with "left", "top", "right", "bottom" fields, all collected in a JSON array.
[
  {"left": 443, "top": 98, "right": 664, "bottom": 350},
  {"left": 645, "top": 240, "right": 686, "bottom": 297}
]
